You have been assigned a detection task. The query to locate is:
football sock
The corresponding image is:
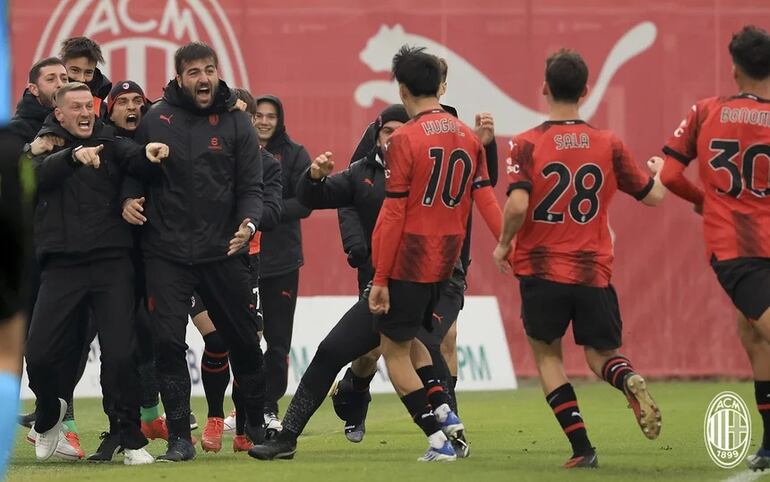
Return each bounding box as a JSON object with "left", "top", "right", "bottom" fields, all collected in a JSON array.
[
  {"left": 350, "top": 368, "right": 375, "bottom": 392},
  {"left": 140, "top": 404, "right": 160, "bottom": 423},
  {"left": 0, "top": 373, "right": 20, "bottom": 477},
  {"left": 547, "top": 383, "right": 592, "bottom": 457},
  {"left": 400, "top": 387, "right": 443, "bottom": 441},
  {"left": 449, "top": 375, "right": 458, "bottom": 414},
  {"left": 202, "top": 331, "right": 230, "bottom": 419},
  {"left": 601, "top": 355, "right": 635, "bottom": 392},
  {"left": 755, "top": 380, "right": 770, "bottom": 450},
  {"left": 416, "top": 366, "right": 452, "bottom": 420}
]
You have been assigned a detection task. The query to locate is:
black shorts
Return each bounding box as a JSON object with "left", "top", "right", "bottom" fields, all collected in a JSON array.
[
  {"left": 190, "top": 291, "right": 207, "bottom": 319},
  {"left": 375, "top": 279, "right": 444, "bottom": 342},
  {"left": 419, "top": 269, "right": 465, "bottom": 346},
  {"left": 518, "top": 275, "right": 622, "bottom": 350},
  {"left": 712, "top": 257, "right": 770, "bottom": 320}
]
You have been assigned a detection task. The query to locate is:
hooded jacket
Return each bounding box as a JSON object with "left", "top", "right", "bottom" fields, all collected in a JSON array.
[
  {"left": 296, "top": 148, "right": 385, "bottom": 293},
  {"left": 9, "top": 90, "right": 51, "bottom": 143},
  {"left": 133, "top": 79, "right": 263, "bottom": 264},
  {"left": 88, "top": 67, "right": 113, "bottom": 101},
  {"left": 255, "top": 95, "right": 311, "bottom": 278},
  {"left": 32, "top": 114, "right": 155, "bottom": 264}
]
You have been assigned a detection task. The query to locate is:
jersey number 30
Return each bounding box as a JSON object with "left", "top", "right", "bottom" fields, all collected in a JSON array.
[
  {"left": 533, "top": 163, "right": 604, "bottom": 224},
  {"left": 422, "top": 147, "right": 473, "bottom": 208}
]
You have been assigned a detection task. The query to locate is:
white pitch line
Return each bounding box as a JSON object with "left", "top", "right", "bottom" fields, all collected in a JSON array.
[{"left": 722, "top": 470, "right": 769, "bottom": 482}]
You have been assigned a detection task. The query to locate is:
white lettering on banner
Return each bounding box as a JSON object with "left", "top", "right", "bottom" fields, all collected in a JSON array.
[
  {"left": 33, "top": 0, "right": 249, "bottom": 95},
  {"left": 19, "top": 296, "right": 516, "bottom": 399}
]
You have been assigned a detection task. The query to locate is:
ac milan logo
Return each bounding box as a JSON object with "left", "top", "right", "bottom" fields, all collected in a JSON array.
[
  {"left": 209, "top": 114, "right": 219, "bottom": 126},
  {"left": 122, "top": 82, "right": 130, "bottom": 90},
  {"left": 34, "top": 0, "right": 250, "bottom": 99}
]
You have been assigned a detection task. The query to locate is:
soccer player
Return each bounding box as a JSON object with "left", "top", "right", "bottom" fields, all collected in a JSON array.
[
  {"left": 26, "top": 82, "right": 168, "bottom": 465},
  {"left": 252, "top": 94, "right": 312, "bottom": 436},
  {"left": 367, "top": 46, "right": 504, "bottom": 461},
  {"left": 332, "top": 57, "right": 497, "bottom": 444},
  {"left": 658, "top": 25, "right": 770, "bottom": 471},
  {"left": 135, "top": 42, "right": 266, "bottom": 461},
  {"left": 493, "top": 49, "right": 665, "bottom": 468}
]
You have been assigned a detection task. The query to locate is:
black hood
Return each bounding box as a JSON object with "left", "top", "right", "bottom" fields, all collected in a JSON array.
[
  {"left": 9, "top": 90, "right": 52, "bottom": 140},
  {"left": 162, "top": 78, "right": 235, "bottom": 115},
  {"left": 440, "top": 103, "right": 458, "bottom": 118},
  {"left": 255, "top": 94, "right": 289, "bottom": 151},
  {"left": 37, "top": 112, "right": 104, "bottom": 144},
  {"left": 86, "top": 67, "right": 112, "bottom": 100}
]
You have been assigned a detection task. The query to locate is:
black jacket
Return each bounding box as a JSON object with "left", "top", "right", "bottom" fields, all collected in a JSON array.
[
  {"left": 342, "top": 103, "right": 499, "bottom": 276},
  {"left": 88, "top": 68, "right": 113, "bottom": 101},
  {"left": 5, "top": 90, "right": 52, "bottom": 233},
  {"left": 259, "top": 146, "right": 283, "bottom": 232},
  {"left": 256, "top": 95, "right": 311, "bottom": 278},
  {"left": 133, "top": 79, "right": 263, "bottom": 264},
  {"left": 296, "top": 149, "right": 385, "bottom": 292},
  {"left": 32, "top": 115, "right": 154, "bottom": 264}
]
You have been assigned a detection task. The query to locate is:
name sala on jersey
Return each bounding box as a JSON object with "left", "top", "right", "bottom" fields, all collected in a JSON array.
[{"left": 554, "top": 132, "right": 591, "bottom": 150}]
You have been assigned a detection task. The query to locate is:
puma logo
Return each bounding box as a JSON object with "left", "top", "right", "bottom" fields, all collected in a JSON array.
[
  {"left": 571, "top": 411, "right": 582, "bottom": 419},
  {"left": 281, "top": 290, "right": 293, "bottom": 299},
  {"left": 355, "top": 22, "right": 657, "bottom": 137},
  {"left": 432, "top": 312, "right": 444, "bottom": 323},
  {"left": 160, "top": 114, "right": 174, "bottom": 125},
  {"left": 362, "top": 178, "right": 374, "bottom": 186}
]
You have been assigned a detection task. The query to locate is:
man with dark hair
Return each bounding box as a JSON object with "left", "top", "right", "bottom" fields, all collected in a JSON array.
[
  {"left": 659, "top": 25, "right": 770, "bottom": 471},
  {"left": 494, "top": 48, "right": 665, "bottom": 468},
  {"left": 25, "top": 82, "right": 169, "bottom": 465},
  {"left": 59, "top": 36, "right": 111, "bottom": 116},
  {"left": 187, "top": 87, "right": 283, "bottom": 454},
  {"left": 59, "top": 36, "right": 111, "bottom": 98},
  {"left": 134, "top": 41, "right": 266, "bottom": 462},
  {"left": 334, "top": 54, "right": 498, "bottom": 446},
  {"left": 365, "top": 45, "right": 504, "bottom": 461},
  {"left": 252, "top": 94, "right": 311, "bottom": 435}
]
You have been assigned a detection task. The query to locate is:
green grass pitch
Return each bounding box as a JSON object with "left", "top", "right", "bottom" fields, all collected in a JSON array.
[{"left": 7, "top": 381, "right": 768, "bottom": 481}]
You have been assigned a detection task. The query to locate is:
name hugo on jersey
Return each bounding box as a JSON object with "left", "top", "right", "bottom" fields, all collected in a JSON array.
[{"left": 421, "top": 117, "right": 462, "bottom": 136}]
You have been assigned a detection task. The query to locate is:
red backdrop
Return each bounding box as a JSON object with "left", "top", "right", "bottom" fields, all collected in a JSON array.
[{"left": 10, "top": 0, "right": 768, "bottom": 377}]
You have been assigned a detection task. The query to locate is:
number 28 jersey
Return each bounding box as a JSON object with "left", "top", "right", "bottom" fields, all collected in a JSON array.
[
  {"left": 507, "top": 120, "right": 653, "bottom": 287},
  {"left": 664, "top": 94, "right": 770, "bottom": 261}
]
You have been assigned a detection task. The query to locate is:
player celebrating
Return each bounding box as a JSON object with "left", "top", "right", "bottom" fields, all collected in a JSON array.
[
  {"left": 493, "top": 49, "right": 665, "bottom": 468},
  {"left": 658, "top": 25, "right": 770, "bottom": 471},
  {"left": 367, "top": 46, "right": 504, "bottom": 461}
]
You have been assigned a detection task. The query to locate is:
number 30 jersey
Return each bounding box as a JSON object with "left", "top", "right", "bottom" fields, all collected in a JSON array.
[
  {"left": 371, "top": 109, "right": 491, "bottom": 285},
  {"left": 507, "top": 120, "right": 654, "bottom": 287},
  {"left": 663, "top": 94, "right": 770, "bottom": 262}
]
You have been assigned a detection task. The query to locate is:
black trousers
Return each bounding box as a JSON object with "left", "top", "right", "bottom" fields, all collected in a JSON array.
[
  {"left": 145, "top": 255, "right": 264, "bottom": 437},
  {"left": 25, "top": 255, "right": 146, "bottom": 449},
  {"left": 260, "top": 269, "right": 299, "bottom": 414},
  {"left": 283, "top": 289, "right": 458, "bottom": 436}
]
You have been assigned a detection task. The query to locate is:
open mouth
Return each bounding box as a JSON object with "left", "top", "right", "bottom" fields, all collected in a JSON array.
[
  {"left": 126, "top": 114, "right": 138, "bottom": 127},
  {"left": 197, "top": 85, "right": 211, "bottom": 102},
  {"left": 77, "top": 119, "right": 91, "bottom": 132}
]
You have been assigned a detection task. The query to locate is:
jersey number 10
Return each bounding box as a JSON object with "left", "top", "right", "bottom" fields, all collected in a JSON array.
[{"left": 422, "top": 147, "right": 473, "bottom": 208}]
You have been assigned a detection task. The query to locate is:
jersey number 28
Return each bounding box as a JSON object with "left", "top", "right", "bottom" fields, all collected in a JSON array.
[{"left": 533, "top": 162, "right": 604, "bottom": 224}]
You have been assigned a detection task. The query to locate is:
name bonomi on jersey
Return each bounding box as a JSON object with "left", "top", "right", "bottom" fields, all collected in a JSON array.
[{"left": 554, "top": 133, "right": 590, "bottom": 150}]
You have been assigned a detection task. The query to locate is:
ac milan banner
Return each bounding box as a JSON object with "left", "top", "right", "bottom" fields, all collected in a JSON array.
[{"left": 10, "top": 1, "right": 768, "bottom": 378}]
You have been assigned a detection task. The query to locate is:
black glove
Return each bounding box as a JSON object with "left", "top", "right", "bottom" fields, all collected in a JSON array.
[{"left": 346, "top": 245, "right": 369, "bottom": 269}]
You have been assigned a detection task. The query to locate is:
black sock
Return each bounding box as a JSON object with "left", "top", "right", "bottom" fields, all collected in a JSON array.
[
  {"left": 547, "top": 383, "right": 592, "bottom": 457},
  {"left": 281, "top": 380, "right": 323, "bottom": 437},
  {"left": 601, "top": 355, "right": 635, "bottom": 392},
  {"left": 202, "top": 331, "right": 230, "bottom": 419},
  {"left": 232, "top": 381, "right": 246, "bottom": 436},
  {"left": 755, "top": 380, "right": 770, "bottom": 451},
  {"left": 400, "top": 388, "right": 442, "bottom": 437},
  {"left": 416, "top": 366, "right": 451, "bottom": 410},
  {"left": 64, "top": 396, "right": 74, "bottom": 421},
  {"left": 349, "top": 367, "right": 375, "bottom": 392},
  {"left": 449, "top": 375, "right": 458, "bottom": 414}
]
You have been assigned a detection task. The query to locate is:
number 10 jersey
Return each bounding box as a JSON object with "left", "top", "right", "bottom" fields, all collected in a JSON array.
[{"left": 506, "top": 120, "right": 654, "bottom": 287}]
